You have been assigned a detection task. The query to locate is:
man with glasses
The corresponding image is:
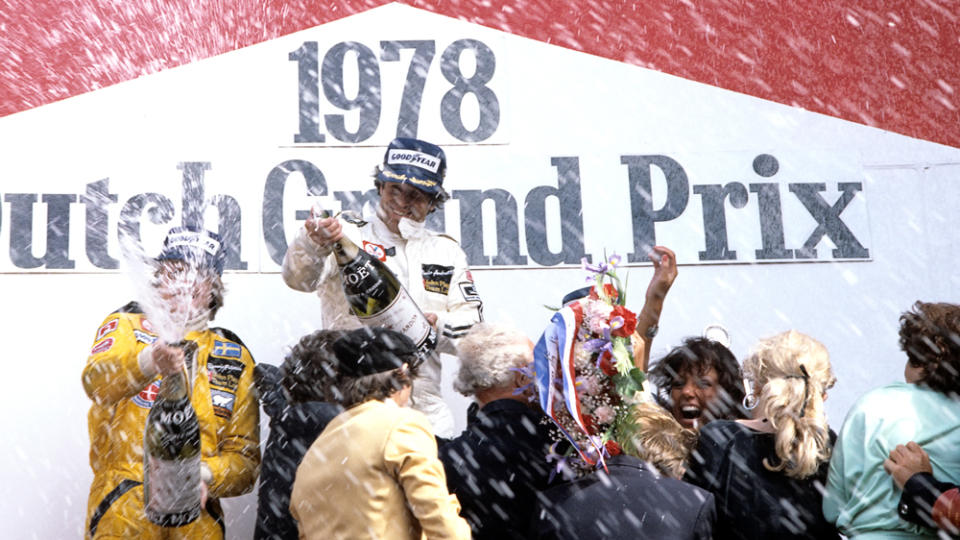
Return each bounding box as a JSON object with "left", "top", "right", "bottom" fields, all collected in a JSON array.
[{"left": 282, "top": 137, "right": 483, "bottom": 437}]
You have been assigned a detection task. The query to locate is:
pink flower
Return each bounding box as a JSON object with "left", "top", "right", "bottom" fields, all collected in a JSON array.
[
  {"left": 585, "top": 301, "right": 614, "bottom": 334},
  {"left": 593, "top": 405, "right": 615, "bottom": 424}
]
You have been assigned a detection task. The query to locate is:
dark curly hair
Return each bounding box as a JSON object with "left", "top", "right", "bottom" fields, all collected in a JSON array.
[
  {"left": 338, "top": 364, "right": 420, "bottom": 408},
  {"left": 649, "top": 336, "right": 748, "bottom": 421},
  {"left": 281, "top": 329, "right": 348, "bottom": 404},
  {"left": 899, "top": 301, "right": 960, "bottom": 396}
]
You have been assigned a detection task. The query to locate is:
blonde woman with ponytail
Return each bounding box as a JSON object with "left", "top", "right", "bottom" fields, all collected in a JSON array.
[{"left": 684, "top": 330, "right": 840, "bottom": 540}]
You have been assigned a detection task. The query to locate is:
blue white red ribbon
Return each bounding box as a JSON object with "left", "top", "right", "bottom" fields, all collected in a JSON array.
[{"left": 534, "top": 302, "right": 606, "bottom": 467}]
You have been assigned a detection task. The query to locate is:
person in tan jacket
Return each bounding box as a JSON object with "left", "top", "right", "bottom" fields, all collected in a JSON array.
[{"left": 289, "top": 327, "right": 470, "bottom": 539}]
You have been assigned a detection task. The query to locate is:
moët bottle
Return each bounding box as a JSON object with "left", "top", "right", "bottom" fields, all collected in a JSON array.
[{"left": 143, "top": 340, "right": 202, "bottom": 527}]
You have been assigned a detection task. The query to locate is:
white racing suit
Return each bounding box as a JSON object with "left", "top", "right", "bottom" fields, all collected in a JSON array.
[{"left": 282, "top": 203, "right": 483, "bottom": 437}]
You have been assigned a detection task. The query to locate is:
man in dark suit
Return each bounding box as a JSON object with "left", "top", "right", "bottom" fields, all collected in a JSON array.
[
  {"left": 439, "top": 323, "right": 556, "bottom": 540},
  {"left": 531, "top": 402, "right": 716, "bottom": 540}
]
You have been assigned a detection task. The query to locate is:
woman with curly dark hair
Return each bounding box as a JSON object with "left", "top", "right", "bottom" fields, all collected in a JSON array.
[
  {"left": 824, "top": 301, "right": 960, "bottom": 538},
  {"left": 648, "top": 337, "right": 748, "bottom": 431}
]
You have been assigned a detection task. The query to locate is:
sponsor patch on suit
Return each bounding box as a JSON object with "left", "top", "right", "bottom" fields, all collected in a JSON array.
[
  {"left": 96, "top": 319, "right": 119, "bottom": 341},
  {"left": 363, "top": 241, "right": 388, "bottom": 262},
  {"left": 422, "top": 264, "right": 454, "bottom": 295},
  {"left": 208, "top": 357, "right": 244, "bottom": 392},
  {"left": 459, "top": 281, "right": 481, "bottom": 302},
  {"left": 133, "top": 380, "right": 161, "bottom": 409},
  {"left": 90, "top": 337, "right": 114, "bottom": 355},
  {"left": 212, "top": 340, "right": 242, "bottom": 359},
  {"left": 210, "top": 388, "right": 236, "bottom": 419},
  {"left": 134, "top": 330, "right": 157, "bottom": 344}
]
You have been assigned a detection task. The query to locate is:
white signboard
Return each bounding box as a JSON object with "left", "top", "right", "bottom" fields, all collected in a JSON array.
[{"left": 1, "top": 4, "right": 958, "bottom": 539}]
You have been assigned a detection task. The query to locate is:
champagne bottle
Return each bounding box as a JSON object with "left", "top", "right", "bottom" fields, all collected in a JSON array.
[
  {"left": 324, "top": 212, "right": 438, "bottom": 359},
  {"left": 143, "top": 341, "right": 202, "bottom": 527}
]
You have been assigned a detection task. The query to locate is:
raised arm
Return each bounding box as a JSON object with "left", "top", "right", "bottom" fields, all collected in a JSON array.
[
  {"left": 281, "top": 213, "right": 340, "bottom": 292},
  {"left": 633, "top": 246, "right": 678, "bottom": 371}
]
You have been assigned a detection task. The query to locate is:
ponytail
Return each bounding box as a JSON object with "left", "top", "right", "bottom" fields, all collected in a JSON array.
[{"left": 744, "top": 331, "right": 835, "bottom": 479}]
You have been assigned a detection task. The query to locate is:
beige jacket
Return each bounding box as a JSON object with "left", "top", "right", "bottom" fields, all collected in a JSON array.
[{"left": 290, "top": 399, "right": 470, "bottom": 539}]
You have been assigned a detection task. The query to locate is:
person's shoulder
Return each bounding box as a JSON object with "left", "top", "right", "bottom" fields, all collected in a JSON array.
[
  {"left": 418, "top": 227, "right": 461, "bottom": 247},
  {"left": 699, "top": 419, "right": 748, "bottom": 440},
  {"left": 98, "top": 301, "right": 144, "bottom": 323},
  {"left": 658, "top": 472, "right": 715, "bottom": 501},
  {"left": 395, "top": 402, "right": 432, "bottom": 425},
  {"left": 850, "top": 382, "right": 915, "bottom": 412},
  {"left": 115, "top": 301, "right": 144, "bottom": 315}
]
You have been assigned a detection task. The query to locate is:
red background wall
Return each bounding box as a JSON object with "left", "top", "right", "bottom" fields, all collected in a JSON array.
[{"left": 1, "top": 0, "right": 958, "bottom": 148}]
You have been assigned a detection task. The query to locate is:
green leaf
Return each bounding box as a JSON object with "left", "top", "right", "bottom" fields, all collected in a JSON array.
[{"left": 613, "top": 372, "right": 642, "bottom": 398}]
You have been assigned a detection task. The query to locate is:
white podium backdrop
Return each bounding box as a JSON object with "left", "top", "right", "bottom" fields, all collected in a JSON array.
[{"left": 1, "top": 4, "right": 959, "bottom": 538}]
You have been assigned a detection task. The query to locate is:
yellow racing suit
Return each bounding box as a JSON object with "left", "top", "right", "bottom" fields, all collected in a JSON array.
[{"left": 82, "top": 302, "right": 260, "bottom": 539}]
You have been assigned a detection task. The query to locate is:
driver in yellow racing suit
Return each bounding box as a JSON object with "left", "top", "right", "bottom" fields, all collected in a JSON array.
[{"left": 82, "top": 227, "right": 259, "bottom": 539}]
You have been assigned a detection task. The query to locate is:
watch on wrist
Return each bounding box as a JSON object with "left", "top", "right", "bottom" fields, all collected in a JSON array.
[{"left": 645, "top": 324, "right": 659, "bottom": 339}]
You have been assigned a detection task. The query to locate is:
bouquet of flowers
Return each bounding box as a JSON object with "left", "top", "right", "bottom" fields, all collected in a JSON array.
[{"left": 534, "top": 254, "right": 648, "bottom": 475}]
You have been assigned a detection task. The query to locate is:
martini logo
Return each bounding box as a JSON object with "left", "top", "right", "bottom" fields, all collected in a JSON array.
[
  {"left": 133, "top": 380, "right": 161, "bottom": 409},
  {"left": 363, "top": 241, "right": 387, "bottom": 262}
]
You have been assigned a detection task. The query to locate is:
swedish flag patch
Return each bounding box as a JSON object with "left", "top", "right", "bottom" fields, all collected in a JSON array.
[{"left": 212, "top": 340, "right": 242, "bottom": 359}]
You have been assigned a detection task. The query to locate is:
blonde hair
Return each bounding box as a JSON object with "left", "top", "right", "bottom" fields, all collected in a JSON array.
[
  {"left": 619, "top": 401, "right": 698, "bottom": 478},
  {"left": 743, "top": 330, "right": 836, "bottom": 479}
]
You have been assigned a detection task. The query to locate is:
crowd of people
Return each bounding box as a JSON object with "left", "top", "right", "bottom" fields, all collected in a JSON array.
[{"left": 81, "top": 137, "right": 960, "bottom": 539}]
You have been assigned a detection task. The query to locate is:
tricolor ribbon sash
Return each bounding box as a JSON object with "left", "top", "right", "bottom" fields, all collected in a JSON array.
[{"left": 534, "top": 302, "right": 606, "bottom": 467}]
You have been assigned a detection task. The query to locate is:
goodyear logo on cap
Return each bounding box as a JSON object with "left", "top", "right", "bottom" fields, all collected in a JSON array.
[
  {"left": 386, "top": 149, "right": 442, "bottom": 174},
  {"left": 166, "top": 232, "right": 221, "bottom": 256}
]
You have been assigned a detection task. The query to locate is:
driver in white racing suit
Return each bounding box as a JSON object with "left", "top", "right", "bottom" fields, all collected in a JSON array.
[{"left": 282, "top": 137, "right": 483, "bottom": 437}]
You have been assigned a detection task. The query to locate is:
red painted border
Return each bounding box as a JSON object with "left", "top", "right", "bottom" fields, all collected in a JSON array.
[{"left": 1, "top": 0, "right": 958, "bottom": 148}]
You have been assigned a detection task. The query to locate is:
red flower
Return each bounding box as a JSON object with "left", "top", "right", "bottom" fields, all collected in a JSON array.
[
  {"left": 603, "top": 283, "right": 619, "bottom": 301},
  {"left": 605, "top": 440, "right": 622, "bottom": 456},
  {"left": 588, "top": 283, "right": 619, "bottom": 302},
  {"left": 597, "top": 350, "right": 617, "bottom": 376},
  {"left": 582, "top": 414, "right": 597, "bottom": 434},
  {"left": 610, "top": 305, "right": 638, "bottom": 338}
]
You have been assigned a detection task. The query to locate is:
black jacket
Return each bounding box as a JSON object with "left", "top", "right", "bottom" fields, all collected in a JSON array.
[
  {"left": 684, "top": 420, "right": 840, "bottom": 540},
  {"left": 253, "top": 364, "right": 341, "bottom": 540},
  {"left": 439, "top": 399, "right": 555, "bottom": 539},
  {"left": 533, "top": 455, "right": 716, "bottom": 540}
]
